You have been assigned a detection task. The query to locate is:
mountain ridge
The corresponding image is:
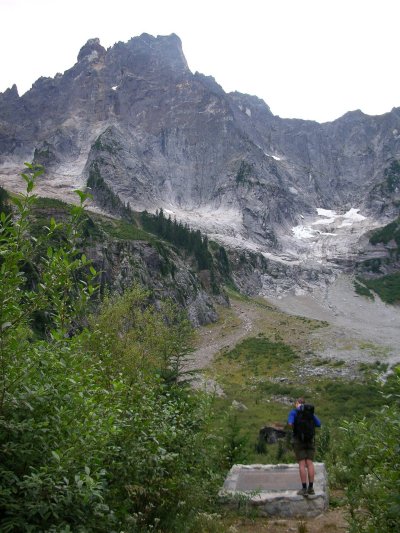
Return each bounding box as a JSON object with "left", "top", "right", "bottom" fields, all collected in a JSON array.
[{"left": 1, "top": 33, "right": 399, "bottom": 296}]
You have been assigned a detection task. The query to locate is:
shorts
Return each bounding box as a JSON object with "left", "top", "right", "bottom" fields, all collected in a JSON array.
[{"left": 293, "top": 439, "right": 315, "bottom": 461}]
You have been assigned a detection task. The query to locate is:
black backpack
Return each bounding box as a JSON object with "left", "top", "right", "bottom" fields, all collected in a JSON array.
[{"left": 294, "top": 404, "right": 315, "bottom": 443}]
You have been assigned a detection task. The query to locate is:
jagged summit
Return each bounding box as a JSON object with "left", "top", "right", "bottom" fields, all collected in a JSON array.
[{"left": 77, "top": 38, "right": 106, "bottom": 63}]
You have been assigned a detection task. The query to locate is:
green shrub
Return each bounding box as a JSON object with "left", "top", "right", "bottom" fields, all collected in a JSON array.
[
  {"left": 360, "top": 272, "right": 400, "bottom": 304},
  {"left": 328, "top": 372, "right": 400, "bottom": 532},
  {"left": 0, "top": 164, "right": 224, "bottom": 532}
]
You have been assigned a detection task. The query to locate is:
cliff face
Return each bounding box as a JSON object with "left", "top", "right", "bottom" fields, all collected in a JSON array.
[
  {"left": 87, "top": 237, "right": 222, "bottom": 327},
  {"left": 1, "top": 33, "right": 399, "bottom": 294}
]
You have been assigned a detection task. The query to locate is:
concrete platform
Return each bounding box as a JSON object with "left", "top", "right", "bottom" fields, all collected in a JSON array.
[{"left": 220, "top": 463, "right": 328, "bottom": 518}]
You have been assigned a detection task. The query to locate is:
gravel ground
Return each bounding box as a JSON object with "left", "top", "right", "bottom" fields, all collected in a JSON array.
[{"left": 270, "top": 274, "right": 400, "bottom": 370}]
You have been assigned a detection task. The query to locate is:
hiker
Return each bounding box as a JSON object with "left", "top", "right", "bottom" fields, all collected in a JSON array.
[{"left": 287, "top": 397, "right": 321, "bottom": 496}]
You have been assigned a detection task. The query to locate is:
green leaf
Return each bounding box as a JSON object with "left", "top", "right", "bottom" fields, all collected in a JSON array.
[
  {"left": 51, "top": 451, "right": 61, "bottom": 462},
  {"left": 10, "top": 196, "right": 23, "bottom": 210}
]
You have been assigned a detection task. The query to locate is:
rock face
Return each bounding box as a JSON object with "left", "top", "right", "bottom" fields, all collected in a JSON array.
[
  {"left": 0, "top": 33, "right": 399, "bottom": 294},
  {"left": 87, "top": 238, "right": 221, "bottom": 327}
]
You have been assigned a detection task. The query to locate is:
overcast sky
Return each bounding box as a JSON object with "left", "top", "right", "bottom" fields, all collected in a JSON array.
[{"left": 1, "top": 0, "right": 399, "bottom": 123}]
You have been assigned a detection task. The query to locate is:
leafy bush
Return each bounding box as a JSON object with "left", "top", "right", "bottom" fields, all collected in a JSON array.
[
  {"left": 328, "top": 371, "right": 400, "bottom": 532},
  {"left": 0, "top": 165, "right": 224, "bottom": 532},
  {"left": 360, "top": 272, "right": 400, "bottom": 304}
]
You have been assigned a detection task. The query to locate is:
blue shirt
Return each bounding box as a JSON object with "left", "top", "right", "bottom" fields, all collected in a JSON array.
[{"left": 287, "top": 408, "right": 321, "bottom": 427}]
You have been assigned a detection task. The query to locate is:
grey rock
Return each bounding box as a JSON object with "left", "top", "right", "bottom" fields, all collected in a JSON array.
[
  {"left": 86, "top": 237, "right": 220, "bottom": 327},
  {"left": 231, "top": 400, "right": 248, "bottom": 411}
]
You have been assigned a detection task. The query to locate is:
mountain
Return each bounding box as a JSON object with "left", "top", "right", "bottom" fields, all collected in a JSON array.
[{"left": 1, "top": 33, "right": 399, "bottom": 296}]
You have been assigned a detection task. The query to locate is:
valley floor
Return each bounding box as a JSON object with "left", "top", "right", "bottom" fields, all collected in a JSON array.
[
  {"left": 189, "top": 273, "right": 400, "bottom": 384},
  {"left": 188, "top": 274, "right": 400, "bottom": 532}
]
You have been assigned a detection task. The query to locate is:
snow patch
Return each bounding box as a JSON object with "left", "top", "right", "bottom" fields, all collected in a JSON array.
[
  {"left": 112, "top": 85, "right": 119, "bottom": 91},
  {"left": 293, "top": 207, "right": 368, "bottom": 241},
  {"left": 264, "top": 152, "right": 282, "bottom": 161},
  {"left": 342, "top": 207, "right": 366, "bottom": 222},
  {"left": 312, "top": 217, "right": 336, "bottom": 225},
  {"left": 292, "top": 225, "right": 315, "bottom": 239},
  {"left": 245, "top": 108, "right": 251, "bottom": 117},
  {"left": 289, "top": 187, "right": 298, "bottom": 195},
  {"left": 316, "top": 208, "right": 337, "bottom": 218}
]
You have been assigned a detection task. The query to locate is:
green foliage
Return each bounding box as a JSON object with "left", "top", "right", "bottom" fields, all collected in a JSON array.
[
  {"left": 354, "top": 278, "right": 374, "bottom": 299},
  {"left": 0, "top": 185, "right": 11, "bottom": 217},
  {"left": 235, "top": 160, "right": 254, "bottom": 184},
  {"left": 221, "top": 411, "right": 249, "bottom": 468},
  {"left": 93, "top": 131, "right": 121, "bottom": 155},
  {"left": 141, "top": 208, "right": 215, "bottom": 271},
  {"left": 328, "top": 372, "right": 400, "bottom": 532},
  {"left": 87, "top": 160, "right": 132, "bottom": 217},
  {"left": 358, "top": 272, "right": 400, "bottom": 304},
  {"left": 372, "top": 159, "right": 400, "bottom": 198},
  {"left": 384, "top": 159, "right": 400, "bottom": 193},
  {"left": 369, "top": 216, "right": 400, "bottom": 247},
  {"left": 223, "top": 336, "right": 299, "bottom": 376},
  {"left": 0, "top": 165, "right": 224, "bottom": 531},
  {"left": 98, "top": 217, "right": 151, "bottom": 242}
]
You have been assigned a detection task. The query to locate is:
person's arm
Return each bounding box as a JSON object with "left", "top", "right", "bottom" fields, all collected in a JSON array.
[
  {"left": 313, "top": 414, "right": 321, "bottom": 427},
  {"left": 287, "top": 409, "right": 296, "bottom": 427}
]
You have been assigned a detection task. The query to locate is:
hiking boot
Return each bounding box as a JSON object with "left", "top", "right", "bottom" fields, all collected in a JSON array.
[
  {"left": 297, "top": 487, "right": 308, "bottom": 496},
  {"left": 307, "top": 486, "right": 315, "bottom": 495}
]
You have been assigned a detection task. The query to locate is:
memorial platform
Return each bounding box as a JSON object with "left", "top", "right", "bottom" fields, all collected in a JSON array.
[{"left": 220, "top": 463, "right": 328, "bottom": 518}]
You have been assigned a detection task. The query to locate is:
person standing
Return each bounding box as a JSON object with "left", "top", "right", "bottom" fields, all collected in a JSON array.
[{"left": 287, "top": 397, "right": 321, "bottom": 496}]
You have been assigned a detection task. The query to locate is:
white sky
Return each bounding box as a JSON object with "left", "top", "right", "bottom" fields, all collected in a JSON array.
[{"left": 0, "top": 0, "right": 399, "bottom": 123}]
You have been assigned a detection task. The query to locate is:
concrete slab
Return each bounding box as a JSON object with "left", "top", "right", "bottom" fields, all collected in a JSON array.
[{"left": 220, "top": 463, "right": 329, "bottom": 518}]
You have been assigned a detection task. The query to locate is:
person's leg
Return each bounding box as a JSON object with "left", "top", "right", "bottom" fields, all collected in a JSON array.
[
  {"left": 305, "top": 458, "right": 315, "bottom": 494},
  {"left": 294, "top": 442, "right": 308, "bottom": 495},
  {"left": 298, "top": 459, "right": 307, "bottom": 484},
  {"left": 305, "top": 459, "right": 315, "bottom": 483}
]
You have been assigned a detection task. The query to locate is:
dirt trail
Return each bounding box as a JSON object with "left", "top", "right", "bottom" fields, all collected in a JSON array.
[{"left": 185, "top": 299, "right": 260, "bottom": 373}]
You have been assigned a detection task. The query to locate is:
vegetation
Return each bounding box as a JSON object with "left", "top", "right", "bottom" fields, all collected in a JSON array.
[
  {"left": 365, "top": 272, "right": 400, "bottom": 304},
  {"left": 372, "top": 159, "right": 400, "bottom": 197},
  {"left": 369, "top": 216, "right": 400, "bottom": 248},
  {"left": 0, "top": 165, "right": 225, "bottom": 532},
  {"left": 357, "top": 272, "right": 400, "bottom": 304},
  {"left": 141, "top": 208, "right": 213, "bottom": 270},
  {"left": 354, "top": 278, "right": 374, "bottom": 299},
  {"left": 2, "top": 165, "right": 400, "bottom": 531},
  {"left": 235, "top": 160, "right": 254, "bottom": 184},
  {"left": 209, "top": 328, "right": 399, "bottom": 464},
  {"left": 328, "top": 371, "right": 400, "bottom": 532},
  {"left": 87, "top": 160, "right": 132, "bottom": 217},
  {"left": 383, "top": 159, "right": 400, "bottom": 194}
]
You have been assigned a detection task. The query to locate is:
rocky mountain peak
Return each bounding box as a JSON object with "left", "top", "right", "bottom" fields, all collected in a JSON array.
[
  {"left": 115, "top": 32, "right": 190, "bottom": 77},
  {"left": 2, "top": 84, "right": 19, "bottom": 99},
  {"left": 77, "top": 37, "right": 106, "bottom": 63}
]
